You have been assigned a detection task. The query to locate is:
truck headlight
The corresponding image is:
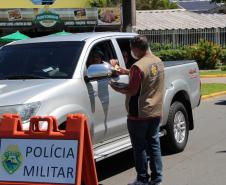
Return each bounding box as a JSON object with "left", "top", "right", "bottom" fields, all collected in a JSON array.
[{"left": 0, "top": 102, "right": 41, "bottom": 123}]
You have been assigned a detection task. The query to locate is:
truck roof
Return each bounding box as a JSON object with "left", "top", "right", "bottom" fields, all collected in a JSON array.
[{"left": 7, "top": 32, "right": 138, "bottom": 45}]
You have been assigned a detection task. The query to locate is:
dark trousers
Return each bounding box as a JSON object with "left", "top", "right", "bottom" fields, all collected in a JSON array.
[{"left": 127, "top": 118, "right": 163, "bottom": 183}]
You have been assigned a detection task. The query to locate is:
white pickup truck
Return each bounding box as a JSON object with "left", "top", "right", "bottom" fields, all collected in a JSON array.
[{"left": 0, "top": 32, "right": 201, "bottom": 161}]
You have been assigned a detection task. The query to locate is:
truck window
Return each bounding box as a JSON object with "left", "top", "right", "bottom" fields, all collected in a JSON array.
[
  {"left": 116, "top": 38, "right": 136, "bottom": 69},
  {"left": 86, "top": 40, "right": 117, "bottom": 68},
  {"left": 0, "top": 41, "right": 84, "bottom": 79}
]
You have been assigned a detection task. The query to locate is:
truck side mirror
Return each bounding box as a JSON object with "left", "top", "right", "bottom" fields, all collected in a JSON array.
[{"left": 87, "top": 63, "right": 113, "bottom": 79}]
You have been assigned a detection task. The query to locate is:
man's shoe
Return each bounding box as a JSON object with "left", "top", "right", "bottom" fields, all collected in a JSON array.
[{"left": 128, "top": 179, "right": 149, "bottom": 185}]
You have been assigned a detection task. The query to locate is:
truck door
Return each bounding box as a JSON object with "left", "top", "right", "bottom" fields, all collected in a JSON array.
[
  {"left": 85, "top": 39, "right": 128, "bottom": 143},
  {"left": 104, "top": 37, "right": 138, "bottom": 140}
]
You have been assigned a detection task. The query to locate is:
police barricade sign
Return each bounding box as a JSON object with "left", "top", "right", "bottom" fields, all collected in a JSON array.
[
  {"left": 0, "top": 139, "right": 78, "bottom": 184},
  {"left": 0, "top": 114, "right": 98, "bottom": 185}
]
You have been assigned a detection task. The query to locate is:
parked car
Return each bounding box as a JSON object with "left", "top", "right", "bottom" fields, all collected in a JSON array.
[{"left": 0, "top": 32, "right": 201, "bottom": 161}]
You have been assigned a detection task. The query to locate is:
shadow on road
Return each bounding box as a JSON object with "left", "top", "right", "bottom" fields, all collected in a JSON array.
[
  {"left": 96, "top": 149, "right": 134, "bottom": 182},
  {"left": 216, "top": 150, "right": 226, "bottom": 153},
  {"left": 96, "top": 147, "right": 173, "bottom": 183},
  {"left": 215, "top": 100, "right": 226, "bottom": 105}
]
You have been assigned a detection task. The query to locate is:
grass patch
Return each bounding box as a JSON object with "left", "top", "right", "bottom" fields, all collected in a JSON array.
[
  {"left": 200, "top": 70, "right": 226, "bottom": 75},
  {"left": 201, "top": 83, "right": 226, "bottom": 96}
]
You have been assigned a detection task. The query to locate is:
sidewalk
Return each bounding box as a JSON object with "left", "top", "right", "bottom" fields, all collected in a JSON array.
[{"left": 201, "top": 77, "right": 226, "bottom": 84}]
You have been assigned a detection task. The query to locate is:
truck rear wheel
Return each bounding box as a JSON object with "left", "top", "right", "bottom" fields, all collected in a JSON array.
[{"left": 161, "top": 101, "right": 189, "bottom": 153}]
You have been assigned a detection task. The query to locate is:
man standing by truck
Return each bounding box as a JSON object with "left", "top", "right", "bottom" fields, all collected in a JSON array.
[{"left": 110, "top": 35, "right": 164, "bottom": 185}]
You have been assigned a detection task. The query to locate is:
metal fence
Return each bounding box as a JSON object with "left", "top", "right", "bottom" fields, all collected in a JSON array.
[{"left": 138, "top": 27, "right": 226, "bottom": 50}]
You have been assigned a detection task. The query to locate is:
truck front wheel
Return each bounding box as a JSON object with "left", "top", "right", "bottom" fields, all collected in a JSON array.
[{"left": 161, "top": 101, "right": 189, "bottom": 153}]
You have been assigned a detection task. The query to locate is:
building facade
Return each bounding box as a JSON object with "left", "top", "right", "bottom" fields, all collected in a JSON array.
[{"left": 0, "top": 0, "right": 124, "bottom": 37}]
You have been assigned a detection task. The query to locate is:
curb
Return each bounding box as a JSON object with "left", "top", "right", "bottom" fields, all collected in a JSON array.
[
  {"left": 200, "top": 74, "right": 226, "bottom": 78},
  {"left": 202, "top": 90, "right": 226, "bottom": 100}
]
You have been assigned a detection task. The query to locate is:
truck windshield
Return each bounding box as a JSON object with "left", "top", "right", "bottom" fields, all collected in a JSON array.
[{"left": 0, "top": 41, "right": 84, "bottom": 79}]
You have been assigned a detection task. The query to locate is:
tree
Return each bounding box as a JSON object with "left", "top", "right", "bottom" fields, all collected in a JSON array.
[
  {"left": 211, "top": 0, "right": 226, "bottom": 14},
  {"left": 136, "top": 0, "right": 178, "bottom": 10},
  {"left": 211, "top": 0, "right": 226, "bottom": 3},
  {"left": 89, "top": 0, "right": 107, "bottom": 7},
  {"left": 89, "top": 0, "right": 120, "bottom": 7}
]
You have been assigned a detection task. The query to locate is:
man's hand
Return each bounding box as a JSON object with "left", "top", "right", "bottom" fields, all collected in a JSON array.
[
  {"left": 110, "top": 59, "right": 119, "bottom": 67},
  {"left": 109, "top": 80, "right": 127, "bottom": 94},
  {"left": 110, "top": 59, "right": 130, "bottom": 75},
  {"left": 117, "top": 67, "right": 129, "bottom": 75},
  {"left": 109, "top": 80, "right": 119, "bottom": 91}
]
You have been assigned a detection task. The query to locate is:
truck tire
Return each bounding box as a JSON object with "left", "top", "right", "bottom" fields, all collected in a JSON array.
[{"left": 161, "top": 101, "right": 189, "bottom": 153}]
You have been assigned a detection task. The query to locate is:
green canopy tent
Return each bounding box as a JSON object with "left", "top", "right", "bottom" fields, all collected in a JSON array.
[
  {"left": 0, "top": 31, "right": 30, "bottom": 43},
  {"left": 49, "top": 30, "right": 72, "bottom": 36}
]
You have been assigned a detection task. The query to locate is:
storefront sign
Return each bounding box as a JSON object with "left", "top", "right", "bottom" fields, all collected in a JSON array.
[
  {"left": 0, "top": 21, "right": 32, "bottom": 27},
  {"left": 98, "top": 7, "right": 121, "bottom": 25},
  {"left": 0, "top": 0, "right": 121, "bottom": 29},
  {"left": 64, "top": 20, "right": 97, "bottom": 26},
  {"left": 0, "top": 6, "right": 121, "bottom": 28},
  {"left": 0, "top": 139, "right": 78, "bottom": 184},
  {"left": 0, "top": 0, "right": 90, "bottom": 8},
  {"left": 36, "top": 11, "right": 60, "bottom": 27}
]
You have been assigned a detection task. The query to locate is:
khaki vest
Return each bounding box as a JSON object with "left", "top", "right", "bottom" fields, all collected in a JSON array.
[{"left": 126, "top": 53, "right": 164, "bottom": 118}]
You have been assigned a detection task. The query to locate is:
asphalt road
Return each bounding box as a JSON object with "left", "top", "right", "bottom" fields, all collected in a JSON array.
[{"left": 97, "top": 95, "right": 226, "bottom": 185}]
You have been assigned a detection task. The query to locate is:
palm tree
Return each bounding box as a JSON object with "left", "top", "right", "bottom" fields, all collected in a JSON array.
[{"left": 136, "top": 0, "right": 178, "bottom": 10}]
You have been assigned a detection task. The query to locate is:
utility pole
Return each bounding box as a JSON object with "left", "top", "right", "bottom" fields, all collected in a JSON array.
[
  {"left": 131, "top": 0, "right": 136, "bottom": 31},
  {"left": 122, "top": 0, "right": 136, "bottom": 32}
]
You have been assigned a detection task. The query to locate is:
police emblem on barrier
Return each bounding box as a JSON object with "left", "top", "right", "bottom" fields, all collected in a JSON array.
[{"left": 1, "top": 145, "right": 23, "bottom": 174}]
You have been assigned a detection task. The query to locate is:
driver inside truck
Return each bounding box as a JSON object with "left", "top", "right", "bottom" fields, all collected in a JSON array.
[{"left": 87, "top": 49, "right": 105, "bottom": 67}]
